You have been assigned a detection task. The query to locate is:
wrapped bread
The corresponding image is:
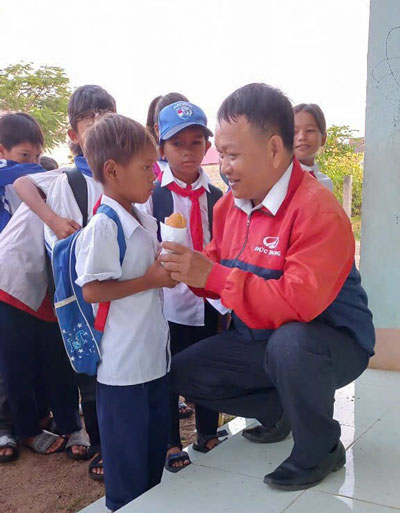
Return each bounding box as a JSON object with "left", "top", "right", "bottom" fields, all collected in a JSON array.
[
  {"left": 166, "top": 213, "right": 187, "bottom": 229},
  {"left": 160, "top": 213, "right": 188, "bottom": 261}
]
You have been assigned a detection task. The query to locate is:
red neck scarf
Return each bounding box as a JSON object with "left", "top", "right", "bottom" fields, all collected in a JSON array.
[{"left": 159, "top": 173, "right": 206, "bottom": 252}]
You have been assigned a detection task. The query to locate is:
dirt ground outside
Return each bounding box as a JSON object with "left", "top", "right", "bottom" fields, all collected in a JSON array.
[{"left": 0, "top": 409, "right": 197, "bottom": 513}]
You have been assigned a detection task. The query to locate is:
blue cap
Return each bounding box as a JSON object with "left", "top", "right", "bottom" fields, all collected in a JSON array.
[{"left": 158, "top": 101, "right": 213, "bottom": 143}]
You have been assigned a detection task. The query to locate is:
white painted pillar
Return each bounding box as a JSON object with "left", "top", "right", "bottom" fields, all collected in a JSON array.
[{"left": 361, "top": 0, "right": 400, "bottom": 369}]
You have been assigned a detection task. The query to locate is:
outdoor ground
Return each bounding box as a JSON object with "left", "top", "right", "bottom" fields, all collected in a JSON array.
[{"left": 0, "top": 406, "right": 197, "bottom": 513}]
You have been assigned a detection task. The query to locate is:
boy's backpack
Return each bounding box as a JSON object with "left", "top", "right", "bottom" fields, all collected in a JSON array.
[{"left": 51, "top": 203, "right": 126, "bottom": 375}]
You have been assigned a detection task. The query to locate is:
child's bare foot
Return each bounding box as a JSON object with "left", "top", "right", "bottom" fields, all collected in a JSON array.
[
  {"left": 89, "top": 452, "right": 104, "bottom": 480},
  {"left": 165, "top": 446, "right": 191, "bottom": 473},
  {"left": 23, "top": 432, "right": 66, "bottom": 454}
]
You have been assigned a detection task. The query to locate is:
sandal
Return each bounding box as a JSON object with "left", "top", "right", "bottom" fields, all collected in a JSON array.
[
  {"left": 23, "top": 430, "right": 66, "bottom": 455},
  {"left": 65, "top": 429, "right": 91, "bottom": 460},
  {"left": 165, "top": 448, "right": 191, "bottom": 473},
  {"left": 178, "top": 400, "right": 193, "bottom": 420},
  {"left": 0, "top": 434, "right": 20, "bottom": 463},
  {"left": 192, "top": 430, "right": 228, "bottom": 454},
  {"left": 88, "top": 452, "right": 104, "bottom": 481}
]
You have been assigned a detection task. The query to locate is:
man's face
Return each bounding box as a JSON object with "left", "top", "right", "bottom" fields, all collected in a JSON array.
[
  {"left": 215, "top": 116, "right": 274, "bottom": 205},
  {"left": 0, "top": 142, "right": 42, "bottom": 164}
]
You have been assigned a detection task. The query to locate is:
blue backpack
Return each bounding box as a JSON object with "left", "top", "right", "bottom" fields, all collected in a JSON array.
[{"left": 51, "top": 204, "right": 126, "bottom": 375}]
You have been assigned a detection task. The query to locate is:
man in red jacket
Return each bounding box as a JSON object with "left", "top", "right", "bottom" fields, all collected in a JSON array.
[{"left": 161, "top": 83, "right": 374, "bottom": 491}]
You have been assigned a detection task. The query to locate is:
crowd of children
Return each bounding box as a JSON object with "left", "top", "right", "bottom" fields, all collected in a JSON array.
[{"left": 0, "top": 83, "right": 335, "bottom": 511}]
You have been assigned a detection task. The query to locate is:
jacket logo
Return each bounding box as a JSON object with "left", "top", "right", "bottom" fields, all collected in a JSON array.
[
  {"left": 263, "top": 236, "right": 279, "bottom": 249},
  {"left": 255, "top": 236, "right": 281, "bottom": 256}
]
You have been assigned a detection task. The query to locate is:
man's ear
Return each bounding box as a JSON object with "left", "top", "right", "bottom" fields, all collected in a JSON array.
[
  {"left": 103, "top": 159, "right": 117, "bottom": 182},
  {"left": 0, "top": 144, "right": 6, "bottom": 158},
  {"left": 68, "top": 128, "right": 79, "bottom": 145},
  {"left": 269, "top": 134, "right": 284, "bottom": 167},
  {"left": 205, "top": 140, "right": 212, "bottom": 154}
]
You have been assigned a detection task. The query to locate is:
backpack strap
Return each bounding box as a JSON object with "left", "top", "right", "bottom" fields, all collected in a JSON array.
[
  {"left": 152, "top": 180, "right": 222, "bottom": 240},
  {"left": 206, "top": 184, "right": 223, "bottom": 238},
  {"left": 93, "top": 204, "right": 126, "bottom": 332},
  {"left": 64, "top": 168, "right": 88, "bottom": 227},
  {"left": 152, "top": 181, "right": 174, "bottom": 241}
]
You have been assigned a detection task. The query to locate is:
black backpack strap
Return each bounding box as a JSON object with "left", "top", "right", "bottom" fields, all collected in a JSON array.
[
  {"left": 64, "top": 168, "right": 88, "bottom": 227},
  {"left": 206, "top": 184, "right": 223, "bottom": 238},
  {"left": 152, "top": 182, "right": 174, "bottom": 241}
]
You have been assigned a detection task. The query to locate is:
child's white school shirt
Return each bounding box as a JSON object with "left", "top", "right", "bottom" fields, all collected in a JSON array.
[
  {"left": 302, "top": 163, "right": 333, "bottom": 191},
  {"left": 75, "top": 195, "right": 170, "bottom": 387},
  {"left": 0, "top": 170, "right": 61, "bottom": 312},
  {"left": 44, "top": 173, "right": 103, "bottom": 251},
  {"left": 138, "top": 164, "right": 212, "bottom": 327}
]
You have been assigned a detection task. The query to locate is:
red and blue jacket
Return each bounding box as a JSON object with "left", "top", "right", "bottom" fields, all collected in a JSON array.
[{"left": 202, "top": 158, "right": 375, "bottom": 355}]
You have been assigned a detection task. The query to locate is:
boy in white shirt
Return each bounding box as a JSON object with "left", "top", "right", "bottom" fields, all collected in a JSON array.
[
  {"left": 14, "top": 84, "right": 117, "bottom": 479},
  {"left": 138, "top": 101, "right": 224, "bottom": 472},
  {"left": 76, "top": 113, "right": 174, "bottom": 511},
  {"left": 0, "top": 113, "right": 81, "bottom": 460}
]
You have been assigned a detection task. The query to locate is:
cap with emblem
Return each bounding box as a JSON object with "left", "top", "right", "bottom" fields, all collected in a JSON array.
[{"left": 158, "top": 101, "right": 213, "bottom": 142}]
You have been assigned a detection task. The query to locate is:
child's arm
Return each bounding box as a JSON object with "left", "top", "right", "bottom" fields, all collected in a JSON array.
[
  {"left": 14, "top": 176, "right": 80, "bottom": 239},
  {"left": 82, "top": 259, "right": 176, "bottom": 303}
]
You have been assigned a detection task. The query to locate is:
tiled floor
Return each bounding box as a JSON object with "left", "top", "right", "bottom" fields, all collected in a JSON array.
[{"left": 80, "top": 369, "right": 400, "bottom": 513}]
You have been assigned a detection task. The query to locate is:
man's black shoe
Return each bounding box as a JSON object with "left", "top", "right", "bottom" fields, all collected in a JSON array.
[
  {"left": 241, "top": 414, "right": 291, "bottom": 443},
  {"left": 263, "top": 440, "right": 346, "bottom": 491}
]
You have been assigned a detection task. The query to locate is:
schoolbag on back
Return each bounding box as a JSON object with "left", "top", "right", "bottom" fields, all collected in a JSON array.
[{"left": 51, "top": 204, "right": 126, "bottom": 375}]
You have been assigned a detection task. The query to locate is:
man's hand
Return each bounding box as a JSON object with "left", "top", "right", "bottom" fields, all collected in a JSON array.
[
  {"left": 160, "top": 242, "right": 214, "bottom": 288},
  {"left": 144, "top": 259, "right": 178, "bottom": 289},
  {"left": 49, "top": 214, "right": 81, "bottom": 240}
]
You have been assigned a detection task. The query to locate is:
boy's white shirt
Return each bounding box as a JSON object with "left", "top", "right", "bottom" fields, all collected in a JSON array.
[
  {"left": 301, "top": 162, "right": 333, "bottom": 191},
  {"left": 75, "top": 194, "right": 170, "bottom": 386},
  {"left": 137, "top": 164, "right": 229, "bottom": 326},
  {"left": 44, "top": 172, "right": 103, "bottom": 251},
  {"left": 0, "top": 170, "right": 62, "bottom": 310}
]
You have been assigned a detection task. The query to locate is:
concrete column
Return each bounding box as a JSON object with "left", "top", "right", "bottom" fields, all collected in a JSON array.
[{"left": 361, "top": 0, "right": 400, "bottom": 370}]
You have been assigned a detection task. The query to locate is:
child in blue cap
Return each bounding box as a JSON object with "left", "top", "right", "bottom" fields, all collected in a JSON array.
[{"left": 138, "top": 101, "right": 226, "bottom": 472}]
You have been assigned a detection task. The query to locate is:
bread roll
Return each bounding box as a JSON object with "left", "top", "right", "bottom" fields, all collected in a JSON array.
[{"left": 165, "top": 213, "right": 187, "bottom": 228}]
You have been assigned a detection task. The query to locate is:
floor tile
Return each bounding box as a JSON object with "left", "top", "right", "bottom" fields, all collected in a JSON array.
[
  {"left": 119, "top": 464, "right": 301, "bottom": 513},
  {"left": 286, "top": 490, "right": 400, "bottom": 513},
  {"left": 315, "top": 405, "right": 400, "bottom": 510}
]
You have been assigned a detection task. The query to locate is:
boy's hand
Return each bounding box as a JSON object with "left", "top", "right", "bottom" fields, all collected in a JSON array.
[
  {"left": 145, "top": 260, "right": 178, "bottom": 289},
  {"left": 160, "top": 242, "right": 214, "bottom": 288},
  {"left": 50, "top": 215, "right": 81, "bottom": 240}
]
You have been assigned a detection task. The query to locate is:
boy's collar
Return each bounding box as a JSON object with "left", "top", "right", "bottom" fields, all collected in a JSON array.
[
  {"left": 160, "top": 163, "right": 210, "bottom": 192},
  {"left": 0, "top": 159, "right": 45, "bottom": 186},
  {"left": 100, "top": 194, "right": 157, "bottom": 238},
  {"left": 74, "top": 155, "right": 92, "bottom": 177}
]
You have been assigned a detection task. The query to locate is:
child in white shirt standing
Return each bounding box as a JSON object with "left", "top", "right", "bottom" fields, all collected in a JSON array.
[
  {"left": 293, "top": 103, "right": 333, "bottom": 191},
  {"left": 75, "top": 113, "right": 175, "bottom": 512}
]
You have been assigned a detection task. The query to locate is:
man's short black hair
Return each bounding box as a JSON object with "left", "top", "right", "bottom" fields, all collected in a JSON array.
[
  {"left": 217, "top": 83, "right": 294, "bottom": 152},
  {"left": 68, "top": 85, "right": 116, "bottom": 130},
  {"left": 0, "top": 112, "right": 44, "bottom": 150},
  {"left": 40, "top": 155, "right": 58, "bottom": 170}
]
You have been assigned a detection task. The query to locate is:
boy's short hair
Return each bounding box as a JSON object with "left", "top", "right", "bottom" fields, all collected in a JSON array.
[
  {"left": 0, "top": 112, "right": 44, "bottom": 150},
  {"left": 40, "top": 155, "right": 58, "bottom": 171},
  {"left": 84, "top": 113, "right": 156, "bottom": 183},
  {"left": 293, "top": 103, "right": 327, "bottom": 136},
  {"left": 217, "top": 83, "right": 294, "bottom": 152},
  {"left": 68, "top": 85, "right": 116, "bottom": 131}
]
